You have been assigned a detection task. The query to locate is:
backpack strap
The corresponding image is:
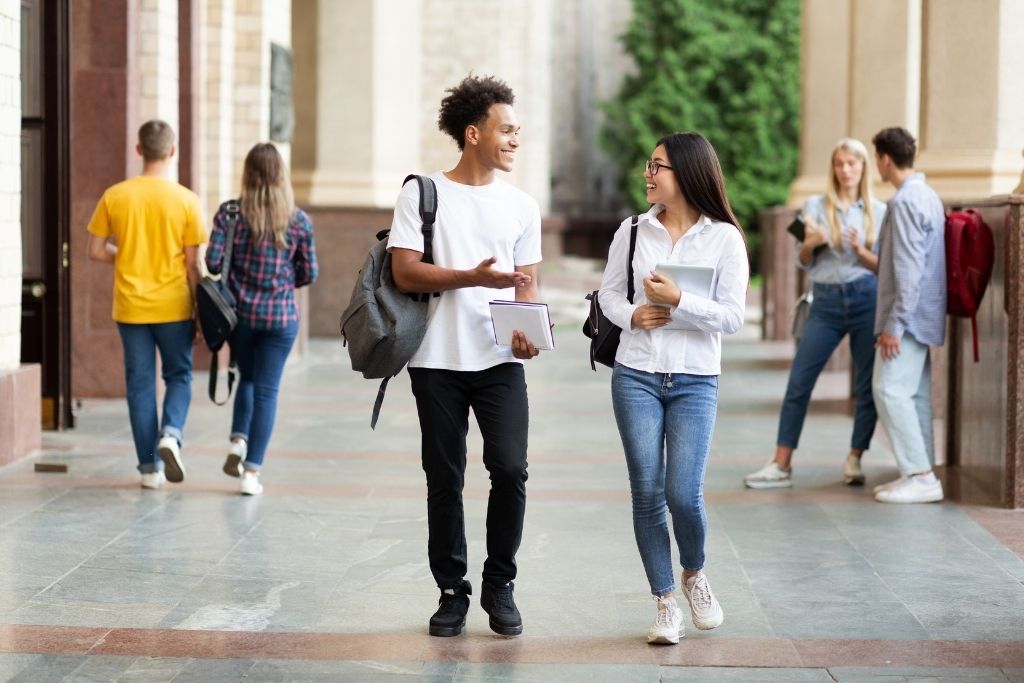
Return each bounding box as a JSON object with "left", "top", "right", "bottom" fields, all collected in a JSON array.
[
  {"left": 370, "top": 376, "right": 391, "bottom": 430},
  {"left": 402, "top": 175, "right": 439, "bottom": 303},
  {"left": 626, "top": 215, "right": 638, "bottom": 304}
]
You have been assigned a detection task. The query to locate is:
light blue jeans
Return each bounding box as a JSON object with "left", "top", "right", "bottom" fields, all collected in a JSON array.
[
  {"left": 611, "top": 363, "right": 718, "bottom": 597},
  {"left": 116, "top": 320, "right": 194, "bottom": 474},
  {"left": 872, "top": 333, "right": 934, "bottom": 476}
]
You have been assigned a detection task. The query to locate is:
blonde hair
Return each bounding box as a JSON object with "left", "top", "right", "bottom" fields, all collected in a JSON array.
[
  {"left": 824, "top": 138, "right": 877, "bottom": 248},
  {"left": 138, "top": 120, "right": 175, "bottom": 162},
  {"left": 240, "top": 143, "right": 294, "bottom": 248}
]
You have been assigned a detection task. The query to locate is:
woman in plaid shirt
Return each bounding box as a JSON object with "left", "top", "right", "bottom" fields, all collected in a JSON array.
[{"left": 206, "top": 143, "right": 318, "bottom": 495}]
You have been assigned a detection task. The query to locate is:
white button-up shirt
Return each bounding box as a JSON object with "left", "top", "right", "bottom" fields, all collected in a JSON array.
[{"left": 597, "top": 206, "right": 749, "bottom": 375}]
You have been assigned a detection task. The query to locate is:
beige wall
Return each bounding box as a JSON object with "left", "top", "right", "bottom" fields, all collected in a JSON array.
[
  {"left": 792, "top": 0, "right": 1023, "bottom": 205},
  {"left": 293, "top": 0, "right": 555, "bottom": 212},
  {"left": 0, "top": 0, "right": 19, "bottom": 371}
]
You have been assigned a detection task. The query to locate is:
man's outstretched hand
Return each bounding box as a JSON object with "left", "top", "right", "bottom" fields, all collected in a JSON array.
[{"left": 471, "top": 257, "right": 532, "bottom": 289}]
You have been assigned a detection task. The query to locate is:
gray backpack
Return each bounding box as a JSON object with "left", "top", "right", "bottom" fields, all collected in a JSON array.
[{"left": 340, "top": 175, "right": 438, "bottom": 429}]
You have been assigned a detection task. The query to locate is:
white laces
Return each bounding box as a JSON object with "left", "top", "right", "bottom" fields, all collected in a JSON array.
[
  {"left": 689, "top": 575, "right": 713, "bottom": 611},
  {"left": 654, "top": 597, "right": 677, "bottom": 627}
]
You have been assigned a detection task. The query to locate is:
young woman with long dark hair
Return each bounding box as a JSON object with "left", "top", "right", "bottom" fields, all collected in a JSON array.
[{"left": 597, "top": 132, "right": 749, "bottom": 644}]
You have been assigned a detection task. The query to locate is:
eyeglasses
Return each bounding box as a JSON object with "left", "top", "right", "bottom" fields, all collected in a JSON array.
[{"left": 645, "top": 160, "right": 673, "bottom": 176}]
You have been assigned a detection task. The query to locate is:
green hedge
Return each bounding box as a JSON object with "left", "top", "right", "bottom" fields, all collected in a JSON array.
[{"left": 601, "top": 0, "right": 801, "bottom": 254}]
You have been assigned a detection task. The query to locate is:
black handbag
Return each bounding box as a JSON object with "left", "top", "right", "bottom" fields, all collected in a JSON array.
[
  {"left": 196, "top": 200, "right": 240, "bottom": 404},
  {"left": 582, "top": 215, "right": 638, "bottom": 370}
]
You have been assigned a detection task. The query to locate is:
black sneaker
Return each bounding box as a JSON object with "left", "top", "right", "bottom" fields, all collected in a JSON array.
[
  {"left": 429, "top": 582, "right": 471, "bottom": 637},
  {"left": 480, "top": 580, "right": 523, "bottom": 636}
]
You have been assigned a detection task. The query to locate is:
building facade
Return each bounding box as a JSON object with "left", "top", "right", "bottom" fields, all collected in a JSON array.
[{"left": 3, "top": 0, "right": 1023, "bottom": 470}]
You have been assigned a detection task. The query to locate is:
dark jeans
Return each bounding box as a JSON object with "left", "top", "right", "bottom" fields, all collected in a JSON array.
[
  {"left": 229, "top": 320, "right": 298, "bottom": 470},
  {"left": 408, "top": 363, "right": 529, "bottom": 590},
  {"left": 777, "top": 275, "right": 878, "bottom": 451},
  {"left": 116, "top": 320, "right": 194, "bottom": 473}
]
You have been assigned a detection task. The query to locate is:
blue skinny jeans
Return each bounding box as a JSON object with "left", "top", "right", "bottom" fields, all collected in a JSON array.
[
  {"left": 229, "top": 320, "right": 298, "bottom": 471},
  {"left": 611, "top": 363, "right": 718, "bottom": 597}
]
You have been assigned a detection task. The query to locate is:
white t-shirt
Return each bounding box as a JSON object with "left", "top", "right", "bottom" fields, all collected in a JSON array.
[{"left": 386, "top": 171, "right": 543, "bottom": 371}]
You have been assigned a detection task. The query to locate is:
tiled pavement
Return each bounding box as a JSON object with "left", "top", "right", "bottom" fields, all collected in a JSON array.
[{"left": 1, "top": 284, "right": 1024, "bottom": 681}]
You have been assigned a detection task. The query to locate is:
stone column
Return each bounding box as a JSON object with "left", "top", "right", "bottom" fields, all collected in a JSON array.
[
  {"left": 787, "top": 0, "right": 851, "bottom": 206},
  {"left": 200, "top": 0, "right": 236, "bottom": 217},
  {"left": 790, "top": 0, "right": 924, "bottom": 205},
  {"left": 292, "top": 0, "right": 423, "bottom": 207},
  {"left": 137, "top": 0, "right": 180, "bottom": 179},
  {"left": 848, "top": 0, "right": 921, "bottom": 198},
  {"left": 917, "top": 0, "right": 1024, "bottom": 197},
  {"left": 0, "top": 0, "right": 20, "bottom": 372},
  {"left": 71, "top": 0, "right": 137, "bottom": 397}
]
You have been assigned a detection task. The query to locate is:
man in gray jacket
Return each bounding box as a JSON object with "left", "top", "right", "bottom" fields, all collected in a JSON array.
[{"left": 870, "top": 127, "right": 947, "bottom": 504}]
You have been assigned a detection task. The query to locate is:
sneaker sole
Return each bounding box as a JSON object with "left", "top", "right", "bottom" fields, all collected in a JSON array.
[
  {"left": 158, "top": 445, "right": 185, "bottom": 483},
  {"left": 487, "top": 618, "right": 523, "bottom": 636},
  {"left": 223, "top": 454, "right": 243, "bottom": 478},
  {"left": 691, "top": 614, "right": 724, "bottom": 630},
  {"left": 429, "top": 621, "right": 465, "bottom": 637},
  {"left": 874, "top": 493, "right": 943, "bottom": 504},
  {"left": 647, "top": 632, "right": 681, "bottom": 645},
  {"left": 844, "top": 475, "right": 866, "bottom": 486},
  {"left": 743, "top": 479, "right": 792, "bottom": 489}
]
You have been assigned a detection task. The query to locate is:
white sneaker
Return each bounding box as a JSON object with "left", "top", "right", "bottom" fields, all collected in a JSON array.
[
  {"left": 683, "top": 573, "right": 724, "bottom": 630},
  {"left": 646, "top": 595, "right": 683, "bottom": 644},
  {"left": 140, "top": 471, "right": 166, "bottom": 489},
  {"left": 744, "top": 461, "right": 792, "bottom": 489},
  {"left": 240, "top": 471, "right": 263, "bottom": 496},
  {"left": 843, "top": 454, "right": 865, "bottom": 486},
  {"left": 157, "top": 435, "right": 185, "bottom": 483},
  {"left": 873, "top": 475, "right": 908, "bottom": 495},
  {"left": 223, "top": 439, "right": 247, "bottom": 478},
  {"left": 874, "top": 474, "right": 943, "bottom": 504}
]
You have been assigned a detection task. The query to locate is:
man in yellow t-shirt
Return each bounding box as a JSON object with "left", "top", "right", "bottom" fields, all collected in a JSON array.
[{"left": 87, "top": 120, "right": 206, "bottom": 489}]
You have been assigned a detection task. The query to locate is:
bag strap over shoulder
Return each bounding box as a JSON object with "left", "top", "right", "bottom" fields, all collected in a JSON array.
[
  {"left": 401, "top": 174, "right": 440, "bottom": 303},
  {"left": 626, "top": 215, "right": 638, "bottom": 304},
  {"left": 221, "top": 199, "right": 241, "bottom": 282}
]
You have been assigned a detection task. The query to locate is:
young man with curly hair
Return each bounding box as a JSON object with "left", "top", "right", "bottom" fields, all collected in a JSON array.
[{"left": 388, "top": 75, "right": 543, "bottom": 637}]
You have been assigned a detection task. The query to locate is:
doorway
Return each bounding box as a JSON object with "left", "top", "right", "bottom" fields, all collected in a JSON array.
[{"left": 21, "top": 0, "right": 71, "bottom": 429}]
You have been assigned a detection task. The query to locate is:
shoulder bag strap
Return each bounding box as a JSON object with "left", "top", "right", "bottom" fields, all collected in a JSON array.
[
  {"left": 221, "top": 199, "right": 240, "bottom": 281},
  {"left": 626, "top": 215, "right": 638, "bottom": 304}
]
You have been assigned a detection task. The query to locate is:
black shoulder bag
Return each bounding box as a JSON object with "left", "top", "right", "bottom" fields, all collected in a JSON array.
[
  {"left": 195, "top": 200, "right": 240, "bottom": 404},
  {"left": 582, "top": 215, "right": 638, "bottom": 370}
]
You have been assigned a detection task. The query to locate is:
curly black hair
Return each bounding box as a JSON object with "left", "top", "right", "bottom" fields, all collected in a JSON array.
[
  {"left": 872, "top": 127, "right": 917, "bottom": 169},
  {"left": 437, "top": 75, "right": 515, "bottom": 151}
]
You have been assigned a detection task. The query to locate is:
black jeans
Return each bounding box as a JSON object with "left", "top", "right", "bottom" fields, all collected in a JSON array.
[{"left": 408, "top": 363, "right": 529, "bottom": 590}]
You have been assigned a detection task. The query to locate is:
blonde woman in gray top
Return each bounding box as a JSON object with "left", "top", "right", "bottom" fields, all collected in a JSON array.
[{"left": 745, "top": 138, "right": 887, "bottom": 489}]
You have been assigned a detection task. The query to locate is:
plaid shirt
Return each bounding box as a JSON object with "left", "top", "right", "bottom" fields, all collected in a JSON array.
[{"left": 206, "top": 203, "right": 318, "bottom": 330}]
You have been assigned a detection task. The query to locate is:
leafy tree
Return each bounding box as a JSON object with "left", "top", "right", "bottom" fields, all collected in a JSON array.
[{"left": 601, "top": 0, "right": 801, "bottom": 252}]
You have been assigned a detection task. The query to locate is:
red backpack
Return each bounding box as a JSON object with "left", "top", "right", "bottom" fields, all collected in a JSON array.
[{"left": 944, "top": 209, "right": 995, "bottom": 362}]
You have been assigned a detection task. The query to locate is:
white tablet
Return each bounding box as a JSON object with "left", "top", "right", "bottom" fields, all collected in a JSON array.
[{"left": 654, "top": 264, "right": 715, "bottom": 331}]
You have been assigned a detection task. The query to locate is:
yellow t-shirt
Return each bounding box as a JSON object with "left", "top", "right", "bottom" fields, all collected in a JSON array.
[{"left": 87, "top": 176, "right": 207, "bottom": 323}]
